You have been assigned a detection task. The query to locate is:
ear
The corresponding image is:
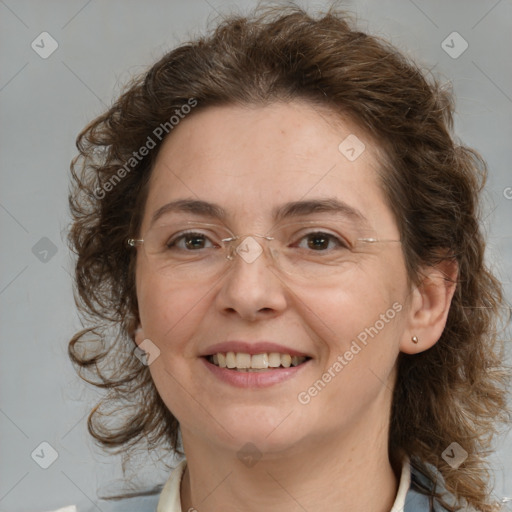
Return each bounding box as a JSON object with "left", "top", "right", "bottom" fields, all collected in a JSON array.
[
  {"left": 400, "top": 257, "right": 458, "bottom": 354},
  {"left": 134, "top": 323, "right": 146, "bottom": 347}
]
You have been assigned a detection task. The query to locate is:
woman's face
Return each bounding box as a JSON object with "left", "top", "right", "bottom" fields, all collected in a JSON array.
[{"left": 135, "top": 101, "right": 412, "bottom": 455}]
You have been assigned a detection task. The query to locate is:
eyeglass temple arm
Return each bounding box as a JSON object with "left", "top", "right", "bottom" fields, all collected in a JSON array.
[
  {"left": 221, "top": 234, "right": 275, "bottom": 242},
  {"left": 357, "top": 238, "right": 401, "bottom": 243}
]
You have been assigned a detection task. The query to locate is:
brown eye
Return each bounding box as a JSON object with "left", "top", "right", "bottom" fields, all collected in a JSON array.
[
  {"left": 307, "top": 233, "right": 330, "bottom": 250},
  {"left": 298, "top": 232, "right": 347, "bottom": 251},
  {"left": 168, "top": 232, "right": 214, "bottom": 250}
]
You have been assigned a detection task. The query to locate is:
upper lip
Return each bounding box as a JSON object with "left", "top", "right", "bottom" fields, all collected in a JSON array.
[{"left": 200, "top": 341, "right": 312, "bottom": 358}]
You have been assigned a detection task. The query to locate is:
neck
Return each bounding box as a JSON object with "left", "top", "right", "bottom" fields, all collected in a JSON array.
[{"left": 180, "top": 409, "right": 399, "bottom": 512}]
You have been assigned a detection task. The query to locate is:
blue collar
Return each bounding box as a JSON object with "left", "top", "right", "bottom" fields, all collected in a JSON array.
[
  {"left": 93, "top": 459, "right": 456, "bottom": 512},
  {"left": 404, "top": 460, "right": 452, "bottom": 512}
]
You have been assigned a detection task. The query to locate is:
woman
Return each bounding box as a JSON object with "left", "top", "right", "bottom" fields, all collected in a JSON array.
[{"left": 68, "top": 5, "right": 510, "bottom": 511}]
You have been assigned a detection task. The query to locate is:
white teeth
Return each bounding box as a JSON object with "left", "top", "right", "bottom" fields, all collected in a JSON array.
[
  {"left": 235, "top": 352, "right": 251, "bottom": 368},
  {"left": 268, "top": 352, "right": 281, "bottom": 367},
  {"left": 208, "top": 352, "right": 308, "bottom": 370},
  {"left": 226, "top": 351, "right": 236, "bottom": 368},
  {"left": 251, "top": 353, "right": 269, "bottom": 369},
  {"left": 281, "top": 354, "right": 292, "bottom": 368}
]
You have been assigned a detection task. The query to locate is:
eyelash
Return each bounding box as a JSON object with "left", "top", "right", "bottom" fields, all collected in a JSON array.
[
  {"left": 294, "top": 231, "right": 349, "bottom": 250},
  {"left": 167, "top": 230, "right": 350, "bottom": 251},
  {"left": 167, "top": 231, "right": 215, "bottom": 250}
]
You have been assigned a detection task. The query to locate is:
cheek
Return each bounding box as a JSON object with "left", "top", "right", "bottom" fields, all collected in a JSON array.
[
  {"left": 305, "top": 259, "right": 404, "bottom": 324},
  {"left": 136, "top": 269, "right": 209, "bottom": 355},
  {"left": 296, "top": 285, "right": 405, "bottom": 421},
  {"left": 136, "top": 275, "right": 210, "bottom": 418},
  {"left": 296, "top": 260, "right": 407, "bottom": 368}
]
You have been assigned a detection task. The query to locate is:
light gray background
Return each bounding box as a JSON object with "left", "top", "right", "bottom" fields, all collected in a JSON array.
[{"left": 1, "top": 1, "right": 511, "bottom": 511}]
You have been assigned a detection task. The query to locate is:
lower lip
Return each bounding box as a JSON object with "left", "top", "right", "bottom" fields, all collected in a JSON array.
[{"left": 201, "top": 357, "right": 311, "bottom": 388}]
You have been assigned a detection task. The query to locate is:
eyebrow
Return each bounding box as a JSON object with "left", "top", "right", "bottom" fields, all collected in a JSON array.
[{"left": 150, "top": 198, "right": 369, "bottom": 227}]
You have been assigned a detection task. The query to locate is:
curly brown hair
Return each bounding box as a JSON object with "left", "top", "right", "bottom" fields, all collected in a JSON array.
[{"left": 67, "top": 4, "right": 511, "bottom": 510}]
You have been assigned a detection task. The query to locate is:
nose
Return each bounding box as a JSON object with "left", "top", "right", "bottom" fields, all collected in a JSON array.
[{"left": 215, "top": 236, "right": 288, "bottom": 321}]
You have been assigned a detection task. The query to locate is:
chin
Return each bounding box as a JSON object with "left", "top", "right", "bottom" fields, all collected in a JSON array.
[{"left": 217, "top": 416, "right": 306, "bottom": 454}]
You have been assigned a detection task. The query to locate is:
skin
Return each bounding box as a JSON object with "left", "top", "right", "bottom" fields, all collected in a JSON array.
[{"left": 134, "top": 101, "right": 457, "bottom": 512}]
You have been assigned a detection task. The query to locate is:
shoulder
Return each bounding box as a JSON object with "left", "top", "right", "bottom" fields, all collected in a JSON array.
[
  {"left": 404, "top": 460, "right": 450, "bottom": 511},
  {"left": 405, "top": 457, "right": 479, "bottom": 512},
  {"left": 90, "top": 494, "right": 160, "bottom": 512}
]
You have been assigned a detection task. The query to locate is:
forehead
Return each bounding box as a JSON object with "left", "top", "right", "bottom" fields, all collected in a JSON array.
[{"left": 143, "top": 101, "right": 395, "bottom": 232}]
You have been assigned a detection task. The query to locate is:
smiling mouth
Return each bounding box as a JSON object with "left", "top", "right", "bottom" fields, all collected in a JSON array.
[{"left": 205, "top": 352, "right": 311, "bottom": 372}]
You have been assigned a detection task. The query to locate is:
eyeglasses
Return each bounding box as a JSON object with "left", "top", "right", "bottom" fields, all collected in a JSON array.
[{"left": 127, "top": 219, "right": 401, "bottom": 285}]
